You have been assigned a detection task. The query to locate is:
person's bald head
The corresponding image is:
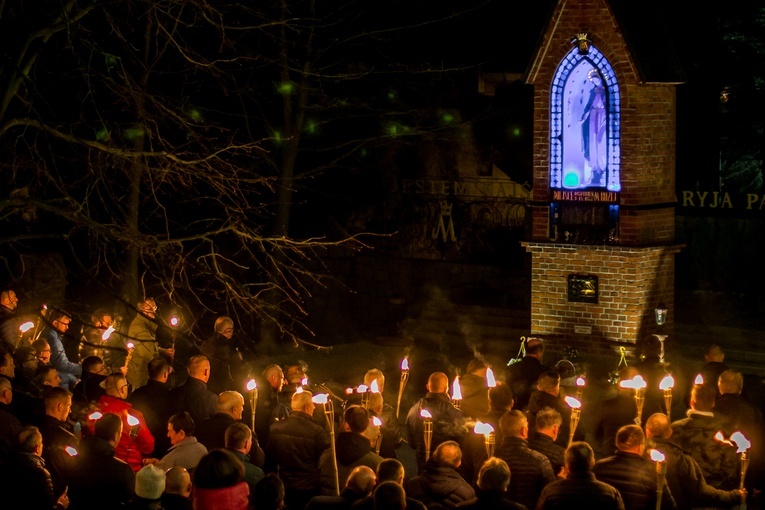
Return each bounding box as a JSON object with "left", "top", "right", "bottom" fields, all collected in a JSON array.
[
  {"left": 433, "top": 440, "right": 462, "bottom": 468},
  {"left": 164, "top": 466, "right": 192, "bottom": 498},
  {"left": 291, "top": 390, "right": 315, "bottom": 415},
  {"left": 690, "top": 384, "right": 716, "bottom": 412},
  {"left": 217, "top": 391, "right": 245, "bottom": 420},
  {"left": 374, "top": 481, "right": 406, "bottom": 510},
  {"left": 346, "top": 466, "right": 376, "bottom": 495},
  {"left": 187, "top": 355, "right": 211, "bottom": 382},
  {"left": 500, "top": 410, "right": 528, "bottom": 439},
  {"left": 427, "top": 372, "right": 448, "bottom": 394},
  {"left": 705, "top": 345, "right": 725, "bottom": 363},
  {"left": 718, "top": 370, "right": 744, "bottom": 395},
  {"left": 376, "top": 459, "right": 405, "bottom": 485},
  {"left": 645, "top": 413, "right": 672, "bottom": 439}
]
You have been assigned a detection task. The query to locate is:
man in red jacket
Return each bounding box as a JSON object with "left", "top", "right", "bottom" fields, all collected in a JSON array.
[{"left": 89, "top": 372, "right": 154, "bottom": 471}]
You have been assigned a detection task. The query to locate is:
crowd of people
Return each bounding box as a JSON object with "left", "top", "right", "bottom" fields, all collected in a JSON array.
[{"left": 0, "top": 288, "right": 764, "bottom": 509}]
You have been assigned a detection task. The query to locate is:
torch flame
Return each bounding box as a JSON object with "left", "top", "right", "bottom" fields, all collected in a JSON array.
[
  {"left": 246, "top": 379, "right": 257, "bottom": 391},
  {"left": 452, "top": 377, "right": 462, "bottom": 400},
  {"left": 370, "top": 379, "right": 380, "bottom": 393},
  {"left": 650, "top": 449, "right": 666, "bottom": 462},
  {"left": 660, "top": 374, "right": 675, "bottom": 391},
  {"left": 312, "top": 394, "right": 328, "bottom": 405},
  {"left": 170, "top": 316, "right": 179, "bottom": 327},
  {"left": 474, "top": 421, "right": 494, "bottom": 436},
  {"left": 295, "top": 386, "right": 304, "bottom": 394},
  {"left": 65, "top": 446, "right": 78, "bottom": 457},
  {"left": 19, "top": 321, "right": 34, "bottom": 333},
  {"left": 126, "top": 342, "right": 135, "bottom": 350},
  {"left": 89, "top": 411, "right": 103, "bottom": 420},
  {"left": 564, "top": 396, "right": 582, "bottom": 409},
  {"left": 301, "top": 377, "right": 309, "bottom": 387},
  {"left": 486, "top": 367, "right": 496, "bottom": 388},
  {"left": 714, "top": 431, "right": 733, "bottom": 446},
  {"left": 730, "top": 432, "right": 751, "bottom": 453},
  {"left": 620, "top": 375, "right": 647, "bottom": 389},
  {"left": 127, "top": 415, "right": 140, "bottom": 427},
  {"left": 694, "top": 374, "right": 704, "bottom": 385},
  {"left": 576, "top": 377, "right": 586, "bottom": 387},
  {"left": 372, "top": 416, "right": 382, "bottom": 427},
  {"left": 345, "top": 388, "right": 353, "bottom": 395},
  {"left": 401, "top": 357, "right": 409, "bottom": 371},
  {"left": 358, "top": 384, "right": 368, "bottom": 393},
  {"left": 102, "top": 325, "right": 115, "bottom": 341},
  {"left": 420, "top": 409, "right": 432, "bottom": 419}
]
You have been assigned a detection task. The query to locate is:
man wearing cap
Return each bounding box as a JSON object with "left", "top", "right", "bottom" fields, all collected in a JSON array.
[
  {"left": 506, "top": 338, "right": 550, "bottom": 411},
  {"left": 133, "top": 464, "right": 167, "bottom": 508}
]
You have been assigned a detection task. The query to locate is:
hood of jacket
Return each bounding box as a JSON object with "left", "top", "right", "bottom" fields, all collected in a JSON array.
[
  {"left": 335, "top": 431, "right": 373, "bottom": 466},
  {"left": 420, "top": 461, "right": 466, "bottom": 497}
]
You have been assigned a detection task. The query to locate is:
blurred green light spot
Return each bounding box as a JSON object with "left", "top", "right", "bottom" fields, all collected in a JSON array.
[
  {"left": 305, "top": 119, "right": 317, "bottom": 134},
  {"left": 512, "top": 127, "right": 521, "bottom": 137},
  {"left": 278, "top": 82, "right": 295, "bottom": 95},
  {"left": 96, "top": 128, "right": 110, "bottom": 141},
  {"left": 188, "top": 109, "right": 202, "bottom": 122},
  {"left": 359, "top": 148, "right": 367, "bottom": 157},
  {"left": 124, "top": 128, "right": 144, "bottom": 141},
  {"left": 442, "top": 113, "right": 454, "bottom": 123}
]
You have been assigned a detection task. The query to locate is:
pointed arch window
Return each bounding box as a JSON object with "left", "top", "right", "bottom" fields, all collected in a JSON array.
[{"left": 550, "top": 45, "right": 621, "bottom": 191}]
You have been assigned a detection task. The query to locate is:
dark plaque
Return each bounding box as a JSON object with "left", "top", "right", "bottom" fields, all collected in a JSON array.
[{"left": 568, "top": 274, "right": 598, "bottom": 303}]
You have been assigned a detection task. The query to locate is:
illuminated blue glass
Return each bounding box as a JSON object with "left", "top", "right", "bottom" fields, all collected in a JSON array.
[{"left": 550, "top": 45, "right": 621, "bottom": 191}]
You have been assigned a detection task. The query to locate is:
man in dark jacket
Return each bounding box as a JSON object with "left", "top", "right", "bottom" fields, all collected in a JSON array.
[
  {"left": 699, "top": 345, "right": 728, "bottom": 396},
  {"left": 129, "top": 356, "right": 172, "bottom": 457},
  {"left": 645, "top": 413, "right": 744, "bottom": 509},
  {"left": 307, "top": 465, "right": 376, "bottom": 510},
  {"left": 199, "top": 316, "right": 244, "bottom": 395},
  {"left": 39, "top": 386, "right": 79, "bottom": 499},
  {"left": 537, "top": 442, "right": 624, "bottom": 510},
  {"left": 593, "top": 367, "right": 640, "bottom": 459},
  {"left": 671, "top": 384, "right": 739, "bottom": 490},
  {"left": 254, "top": 363, "right": 289, "bottom": 447},
  {"left": 0, "top": 375, "right": 21, "bottom": 459},
  {"left": 224, "top": 422, "right": 265, "bottom": 494},
  {"left": 406, "top": 372, "right": 467, "bottom": 472},
  {"left": 68, "top": 412, "right": 136, "bottom": 510},
  {"left": 528, "top": 406, "right": 565, "bottom": 476},
  {"left": 266, "top": 389, "right": 330, "bottom": 510},
  {"left": 454, "top": 457, "right": 526, "bottom": 510},
  {"left": 506, "top": 338, "right": 549, "bottom": 411},
  {"left": 167, "top": 355, "right": 217, "bottom": 425},
  {"left": 494, "top": 410, "right": 555, "bottom": 509},
  {"left": 319, "top": 405, "right": 382, "bottom": 495},
  {"left": 525, "top": 371, "right": 573, "bottom": 448},
  {"left": 352, "top": 459, "right": 427, "bottom": 510},
  {"left": 592, "top": 424, "right": 676, "bottom": 510},
  {"left": 405, "top": 441, "right": 475, "bottom": 509},
  {"left": 458, "top": 359, "right": 489, "bottom": 421},
  {"left": 196, "top": 390, "right": 243, "bottom": 450}
]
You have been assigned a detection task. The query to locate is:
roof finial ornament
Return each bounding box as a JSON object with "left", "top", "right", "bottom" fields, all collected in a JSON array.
[{"left": 571, "top": 33, "right": 591, "bottom": 55}]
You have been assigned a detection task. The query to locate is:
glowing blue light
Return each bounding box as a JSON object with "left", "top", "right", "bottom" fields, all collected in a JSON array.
[{"left": 563, "top": 173, "right": 580, "bottom": 188}]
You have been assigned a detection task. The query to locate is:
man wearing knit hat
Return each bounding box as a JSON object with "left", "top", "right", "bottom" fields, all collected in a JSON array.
[{"left": 133, "top": 464, "right": 167, "bottom": 508}]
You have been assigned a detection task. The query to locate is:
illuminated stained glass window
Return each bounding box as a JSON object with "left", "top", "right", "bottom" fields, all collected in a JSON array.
[{"left": 550, "top": 45, "right": 620, "bottom": 192}]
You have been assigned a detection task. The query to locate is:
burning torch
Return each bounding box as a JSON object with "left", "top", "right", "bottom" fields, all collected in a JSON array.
[
  {"left": 650, "top": 449, "right": 666, "bottom": 510},
  {"left": 372, "top": 416, "right": 383, "bottom": 455},
  {"left": 127, "top": 414, "right": 140, "bottom": 438},
  {"left": 396, "top": 356, "right": 409, "bottom": 419},
  {"left": 313, "top": 394, "right": 339, "bottom": 495},
  {"left": 420, "top": 409, "right": 433, "bottom": 462},
  {"left": 619, "top": 375, "right": 647, "bottom": 424},
  {"left": 474, "top": 421, "right": 495, "bottom": 458},
  {"left": 576, "top": 376, "right": 586, "bottom": 401},
  {"left": 659, "top": 374, "right": 674, "bottom": 418},
  {"left": 247, "top": 379, "right": 258, "bottom": 433},
  {"left": 16, "top": 321, "right": 34, "bottom": 349},
  {"left": 451, "top": 376, "right": 462, "bottom": 410},
  {"left": 564, "top": 396, "right": 582, "bottom": 446}
]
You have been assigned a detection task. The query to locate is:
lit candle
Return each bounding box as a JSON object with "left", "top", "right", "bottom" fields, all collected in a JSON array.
[
  {"left": 576, "top": 376, "right": 586, "bottom": 401},
  {"left": 474, "top": 421, "right": 496, "bottom": 458},
  {"left": 730, "top": 431, "right": 751, "bottom": 492},
  {"left": 420, "top": 409, "right": 433, "bottom": 461},
  {"left": 312, "top": 394, "right": 339, "bottom": 495},
  {"left": 564, "top": 396, "right": 582, "bottom": 446},
  {"left": 396, "top": 357, "right": 410, "bottom": 419},
  {"left": 372, "top": 416, "right": 383, "bottom": 455},
  {"left": 452, "top": 376, "right": 462, "bottom": 410},
  {"left": 650, "top": 449, "right": 666, "bottom": 510},
  {"left": 659, "top": 375, "right": 674, "bottom": 417},
  {"left": 247, "top": 379, "right": 258, "bottom": 433}
]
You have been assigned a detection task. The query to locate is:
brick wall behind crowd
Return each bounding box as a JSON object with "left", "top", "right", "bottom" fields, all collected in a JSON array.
[{"left": 522, "top": 242, "right": 681, "bottom": 360}]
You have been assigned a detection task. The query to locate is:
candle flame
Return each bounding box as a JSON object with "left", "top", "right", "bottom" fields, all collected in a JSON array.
[
  {"left": 474, "top": 421, "right": 494, "bottom": 436},
  {"left": 19, "top": 321, "right": 34, "bottom": 333},
  {"left": 65, "top": 446, "right": 78, "bottom": 457},
  {"left": 650, "top": 449, "right": 666, "bottom": 462},
  {"left": 372, "top": 416, "right": 382, "bottom": 427},
  {"left": 564, "top": 396, "right": 582, "bottom": 409},
  {"left": 452, "top": 377, "right": 462, "bottom": 400},
  {"left": 486, "top": 367, "right": 496, "bottom": 388},
  {"left": 89, "top": 411, "right": 103, "bottom": 420},
  {"left": 312, "top": 394, "right": 328, "bottom": 404},
  {"left": 730, "top": 431, "right": 751, "bottom": 453},
  {"left": 659, "top": 374, "right": 675, "bottom": 391},
  {"left": 358, "top": 384, "right": 368, "bottom": 393},
  {"left": 694, "top": 373, "right": 704, "bottom": 385},
  {"left": 401, "top": 357, "right": 409, "bottom": 371},
  {"left": 420, "top": 409, "right": 432, "bottom": 419},
  {"left": 127, "top": 415, "right": 140, "bottom": 427},
  {"left": 102, "top": 325, "right": 115, "bottom": 341},
  {"left": 576, "top": 377, "right": 586, "bottom": 387},
  {"left": 370, "top": 379, "right": 380, "bottom": 393},
  {"left": 301, "top": 377, "right": 309, "bottom": 387},
  {"left": 246, "top": 379, "right": 257, "bottom": 391}
]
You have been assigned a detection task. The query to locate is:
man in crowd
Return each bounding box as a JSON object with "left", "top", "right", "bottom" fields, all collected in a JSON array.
[
  {"left": 0, "top": 289, "right": 20, "bottom": 350},
  {"left": 33, "top": 338, "right": 52, "bottom": 366},
  {"left": 162, "top": 466, "right": 193, "bottom": 510},
  {"left": 168, "top": 355, "right": 218, "bottom": 424},
  {"left": 699, "top": 345, "right": 728, "bottom": 396},
  {"left": 671, "top": 383, "right": 739, "bottom": 489},
  {"left": 406, "top": 371, "right": 467, "bottom": 472},
  {"left": 92, "top": 373, "right": 154, "bottom": 471},
  {"left": 454, "top": 457, "right": 527, "bottom": 510},
  {"left": 71, "top": 355, "right": 107, "bottom": 410},
  {"left": 537, "top": 442, "right": 624, "bottom": 509},
  {"left": 458, "top": 358, "right": 489, "bottom": 420},
  {"left": 266, "top": 389, "right": 330, "bottom": 510},
  {"left": 40, "top": 386, "right": 79, "bottom": 498},
  {"left": 353, "top": 459, "right": 427, "bottom": 510},
  {"left": 306, "top": 465, "right": 376, "bottom": 510},
  {"left": 127, "top": 298, "right": 174, "bottom": 389},
  {"left": 528, "top": 406, "right": 565, "bottom": 476},
  {"left": 506, "top": 337, "right": 549, "bottom": 411},
  {"left": 405, "top": 440, "right": 475, "bottom": 508},
  {"left": 129, "top": 356, "right": 173, "bottom": 457},
  {"left": 526, "top": 370, "right": 573, "bottom": 447},
  {"left": 592, "top": 424, "right": 676, "bottom": 510},
  {"left": 200, "top": 315, "right": 244, "bottom": 395},
  {"left": 69, "top": 412, "right": 136, "bottom": 509},
  {"left": 196, "top": 390, "right": 247, "bottom": 452},
  {"left": 255, "top": 363, "right": 289, "bottom": 446},
  {"left": 45, "top": 309, "right": 81, "bottom": 391},
  {"left": 224, "top": 422, "right": 265, "bottom": 493},
  {"left": 0, "top": 376, "right": 21, "bottom": 458},
  {"left": 593, "top": 366, "right": 640, "bottom": 459},
  {"left": 494, "top": 409, "right": 555, "bottom": 509},
  {"left": 145, "top": 411, "right": 208, "bottom": 472},
  {"left": 645, "top": 413, "right": 744, "bottom": 509}
]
